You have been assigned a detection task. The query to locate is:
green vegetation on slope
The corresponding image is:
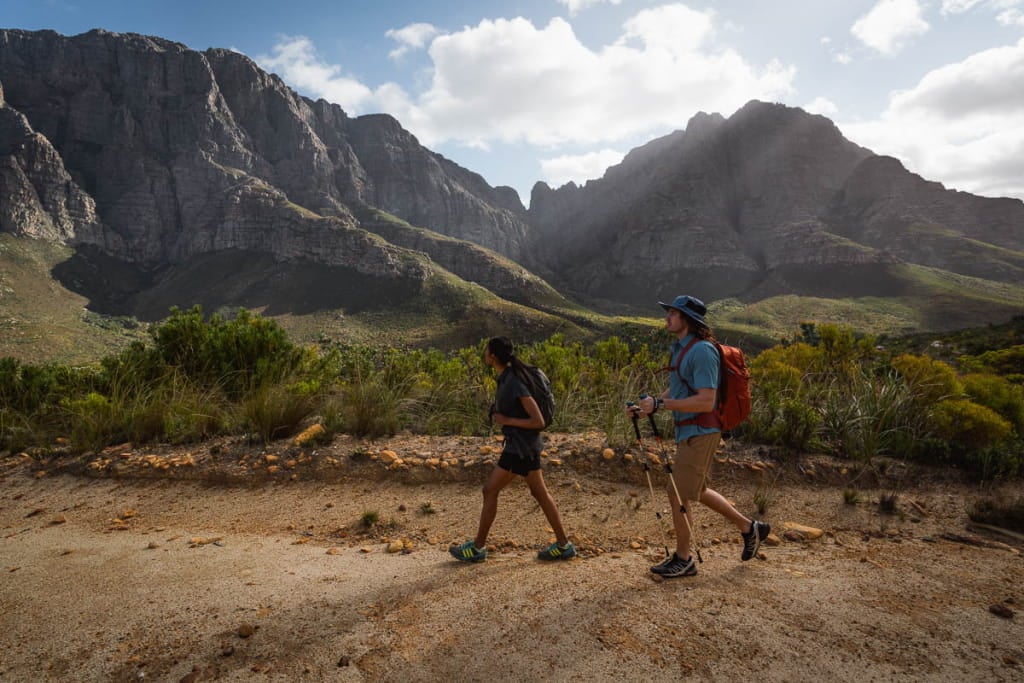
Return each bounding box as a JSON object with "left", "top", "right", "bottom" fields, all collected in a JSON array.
[
  {"left": 0, "top": 235, "right": 148, "bottom": 364},
  {"left": 2, "top": 310, "right": 1021, "bottom": 484}
]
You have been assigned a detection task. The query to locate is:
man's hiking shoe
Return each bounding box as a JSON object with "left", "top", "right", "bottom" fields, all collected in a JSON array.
[
  {"left": 650, "top": 553, "right": 676, "bottom": 573},
  {"left": 537, "top": 541, "right": 576, "bottom": 561},
  {"left": 741, "top": 520, "right": 770, "bottom": 561},
  {"left": 450, "top": 540, "right": 487, "bottom": 562},
  {"left": 650, "top": 552, "right": 696, "bottom": 578}
]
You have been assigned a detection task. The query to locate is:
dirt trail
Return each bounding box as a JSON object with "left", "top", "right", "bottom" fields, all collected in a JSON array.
[{"left": 1, "top": 437, "right": 1022, "bottom": 682}]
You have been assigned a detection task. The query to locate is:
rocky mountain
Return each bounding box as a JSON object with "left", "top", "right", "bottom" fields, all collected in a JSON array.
[
  {"left": 0, "top": 28, "right": 541, "bottom": 320},
  {"left": 526, "top": 101, "right": 1024, "bottom": 308},
  {"left": 1, "top": 27, "right": 1023, "bottom": 354}
]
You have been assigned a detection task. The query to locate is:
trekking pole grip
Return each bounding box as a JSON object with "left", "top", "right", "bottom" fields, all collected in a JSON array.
[{"left": 626, "top": 402, "right": 642, "bottom": 440}]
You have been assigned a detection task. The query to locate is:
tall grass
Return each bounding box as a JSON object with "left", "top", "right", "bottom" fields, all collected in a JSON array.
[{"left": 816, "top": 368, "right": 924, "bottom": 463}]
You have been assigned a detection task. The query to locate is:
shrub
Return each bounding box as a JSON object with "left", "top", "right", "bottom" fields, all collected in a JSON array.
[
  {"left": 932, "top": 399, "right": 1013, "bottom": 452},
  {"left": 751, "top": 396, "right": 821, "bottom": 451},
  {"left": 751, "top": 343, "right": 820, "bottom": 377},
  {"left": 64, "top": 392, "right": 129, "bottom": 452},
  {"left": 340, "top": 373, "right": 404, "bottom": 439},
  {"left": 891, "top": 354, "right": 962, "bottom": 405},
  {"left": 960, "top": 373, "right": 1024, "bottom": 436},
  {"left": 960, "top": 345, "right": 1024, "bottom": 384},
  {"left": 152, "top": 377, "right": 230, "bottom": 444},
  {"left": 242, "top": 382, "right": 320, "bottom": 443},
  {"left": 150, "top": 306, "right": 307, "bottom": 399},
  {"left": 816, "top": 323, "right": 877, "bottom": 378},
  {"left": 961, "top": 445, "right": 1022, "bottom": 481}
]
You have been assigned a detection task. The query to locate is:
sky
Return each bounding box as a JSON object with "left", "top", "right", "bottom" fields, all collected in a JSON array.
[{"left": 4, "top": 0, "right": 1024, "bottom": 207}]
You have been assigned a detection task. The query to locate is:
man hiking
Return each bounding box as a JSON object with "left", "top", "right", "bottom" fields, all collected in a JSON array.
[{"left": 631, "top": 295, "right": 768, "bottom": 578}]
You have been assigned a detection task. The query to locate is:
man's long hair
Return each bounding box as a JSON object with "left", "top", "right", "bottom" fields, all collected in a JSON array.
[{"left": 686, "top": 317, "right": 717, "bottom": 343}]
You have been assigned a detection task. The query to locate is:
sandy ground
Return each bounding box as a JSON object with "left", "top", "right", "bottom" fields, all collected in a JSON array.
[{"left": 1, "top": 434, "right": 1022, "bottom": 682}]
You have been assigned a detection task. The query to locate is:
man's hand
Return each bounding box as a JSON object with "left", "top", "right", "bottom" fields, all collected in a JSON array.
[{"left": 639, "top": 395, "right": 658, "bottom": 415}]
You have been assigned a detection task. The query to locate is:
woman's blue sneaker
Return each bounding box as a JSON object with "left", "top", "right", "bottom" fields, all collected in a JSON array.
[
  {"left": 449, "top": 540, "right": 487, "bottom": 562},
  {"left": 537, "top": 541, "right": 576, "bottom": 561}
]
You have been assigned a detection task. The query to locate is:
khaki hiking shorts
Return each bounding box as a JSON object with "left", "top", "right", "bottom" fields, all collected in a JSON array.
[{"left": 672, "top": 432, "right": 721, "bottom": 501}]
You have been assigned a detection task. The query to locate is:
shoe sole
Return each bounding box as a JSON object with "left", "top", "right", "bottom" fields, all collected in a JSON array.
[
  {"left": 741, "top": 522, "right": 770, "bottom": 561},
  {"left": 657, "top": 562, "right": 697, "bottom": 578},
  {"left": 652, "top": 558, "right": 696, "bottom": 576},
  {"left": 449, "top": 549, "right": 486, "bottom": 562},
  {"left": 661, "top": 569, "right": 698, "bottom": 578},
  {"left": 537, "top": 552, "right": 577, "bottom": 561}
]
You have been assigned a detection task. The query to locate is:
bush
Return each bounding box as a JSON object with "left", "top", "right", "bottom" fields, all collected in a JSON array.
[
  {"left": 150, "top": 306, "right": 308, "bottom": 399},
  {"left": 960, "top": 345, "right": 1024, "bottom": 384},
  {"left": 64, "top": 392, "right": 129, "bottom": 452},
  {"left": 961, "top": 373, "right": 1024, "bottom": 436},
  {"left": 891, "top": 354, "right": 962, "bottom": 405},
  {"left": 242, "top": 382, "right": 320, "bottom": 443},
  {"left": 932, "top": 399, "right": 1013, "bottom": 452},
  {"left": 750, "top": 396, "right": 821, "bottom": 451},
  {"left": 339, "top": 373, "right": 404, "bottom": 439}
]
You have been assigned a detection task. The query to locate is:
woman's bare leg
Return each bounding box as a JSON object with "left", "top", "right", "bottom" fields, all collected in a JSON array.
[
  {"left": 474, "top": 466, "right": 517, "bottom": 548},
  {"left": 525, "top": 469, "right": 569, "bottom": 545}
]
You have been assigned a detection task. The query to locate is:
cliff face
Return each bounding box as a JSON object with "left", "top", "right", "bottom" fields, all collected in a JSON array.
[
  {"left": 1, "top": 28, "right": 1022, "bottom": 322},
  {"left": 0, "top": 79, "right": 111, "bottom": 247},
  {"left": 526, "top": 101, "right": 1024, "bottom": 305},
  {"left": 0, "top": 29, "right": 527, "bottom": 285}
]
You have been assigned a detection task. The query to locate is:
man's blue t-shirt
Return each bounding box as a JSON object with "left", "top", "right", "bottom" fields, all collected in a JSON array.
[{"left": 668, "top": 333, "right": 720, "bottom": 441}]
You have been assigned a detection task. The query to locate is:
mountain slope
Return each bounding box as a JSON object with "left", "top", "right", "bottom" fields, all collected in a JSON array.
[
  {"left": 525, "top": 101, "right": 1024, "bottom": 315},
  {"left": 2, "top": 28, "right": 1024, "bottom": 364}
]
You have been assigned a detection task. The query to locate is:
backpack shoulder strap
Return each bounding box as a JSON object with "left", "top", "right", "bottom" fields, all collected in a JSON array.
[
  {"left": 668, "top": 337, "right": 701, "bottom": 379},
  {"left": 672, "top": 339, "right": 724, "bottom": 429}
]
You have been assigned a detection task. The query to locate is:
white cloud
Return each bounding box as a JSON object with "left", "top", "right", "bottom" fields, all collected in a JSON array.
[
  {"left": 851, "top": 0, "right": 929, "bottom": 55},
  {"left": 803, "top": 97, "right": 839, "bottom": 117},
  {"left": 385, "top": 23, "right": 439, "bottom": 60},
  {"left": 540, "top": 149, "right": 625, "bottom": 188},
  {"left": 409, "top": 8, "right": 794, "bottom": 147},
  {"left": 997, "top": 8, "right": 1024, "bottom": 25},
  {"left": 942, "top": 0, "right": 1024, "bottom": 23},
  {"left": 841, "top": 37, "right": 1024, "bottom": 199},
  {"left": 557, "top": 0, "right": 625, "bottom": 16},
  {"left": 941, "top": 0, "right": 985, "bottom": 14},
  {"left": 254, "top": 7, "right": 794, "bottom": 161},
  {"left": 255, "top": 36, "right": 375, "bottom": 111}
]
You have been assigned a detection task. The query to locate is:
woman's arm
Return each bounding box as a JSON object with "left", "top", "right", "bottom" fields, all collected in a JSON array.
[{"left": 493, "top": 395, "right": 546, "bottom": 430}]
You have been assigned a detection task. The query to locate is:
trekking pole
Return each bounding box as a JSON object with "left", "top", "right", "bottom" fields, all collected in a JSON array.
[
  {"left": 642, "top": 397, "right": 703, "bottom": 564},
  {"left": 627, "top": 402, "right": 671, "bottom": 558}
]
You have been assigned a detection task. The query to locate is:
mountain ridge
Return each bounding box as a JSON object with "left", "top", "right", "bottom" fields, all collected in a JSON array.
[{"left": 2, "top": 27, "right": 1024, "bottom": 362}]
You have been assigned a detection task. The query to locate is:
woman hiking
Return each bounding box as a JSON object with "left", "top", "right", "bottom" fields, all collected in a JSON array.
[{"left": 449, "top": 337, "right": 575, "bottom": 563}]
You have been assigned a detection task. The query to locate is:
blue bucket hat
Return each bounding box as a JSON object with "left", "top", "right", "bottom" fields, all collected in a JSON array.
[{"left": 658, "top": 295, "right": 708, "bottom": 327}]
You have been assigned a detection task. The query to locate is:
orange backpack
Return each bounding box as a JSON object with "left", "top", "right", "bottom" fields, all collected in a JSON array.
[{"left": 669, "top": 338, "right": 752, "bottom": 433}]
